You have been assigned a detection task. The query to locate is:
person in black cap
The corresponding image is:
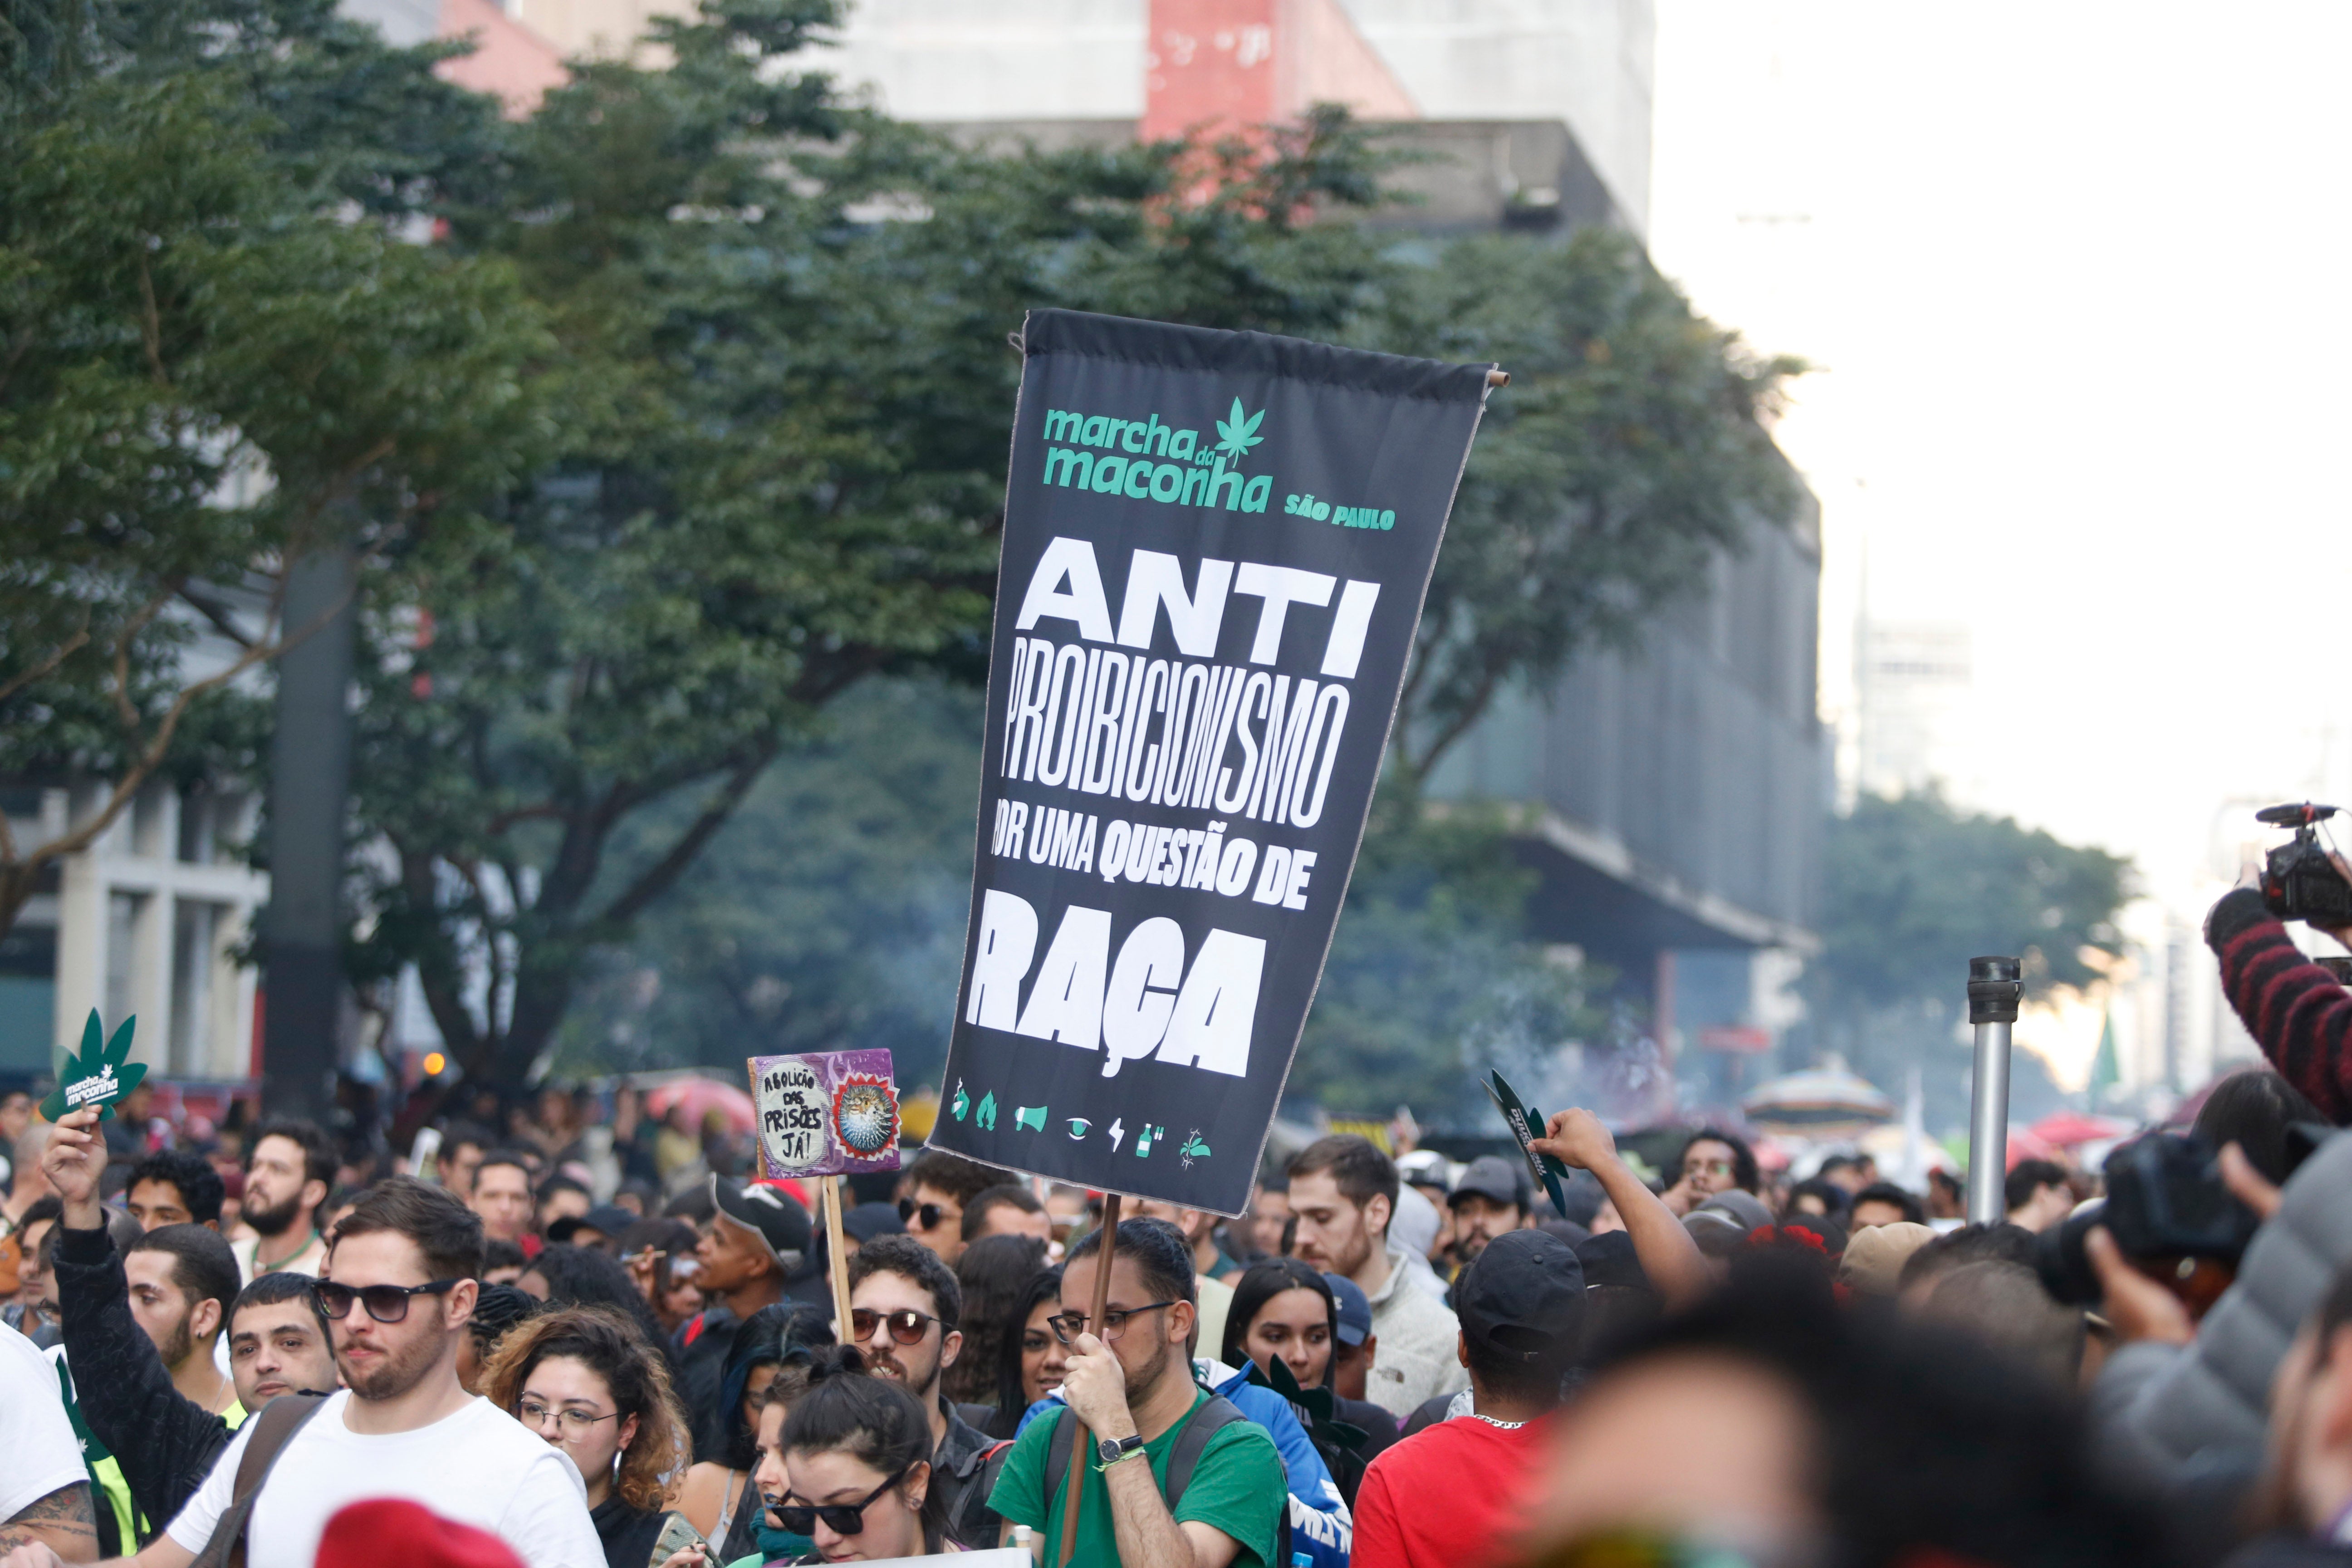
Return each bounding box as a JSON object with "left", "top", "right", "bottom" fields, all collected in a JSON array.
[
  {"left": 1350, "top": 1230, "right": 1585, "bottom": 1568},
  {"left": 545, "top": 1204, "right": 636, "bottom": 1252},
  {"left": 673, "top": 1176, "right": 811, "bottom": 1462},
  {"left": 1446, "top": 1156, "right": 1531, "bottom": 1273}
]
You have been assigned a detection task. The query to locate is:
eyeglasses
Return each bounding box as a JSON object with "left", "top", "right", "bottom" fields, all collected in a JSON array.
[
  {"left": 772, "top": 1462, "right": 911, "bottom": 1538},
  {"left": 1682, "top": 1159, "right": 1735, "bottom": 1179},
  {"left": 1046, "top": 1302, "right": 1178, "bottom": 1346},
  {"left": 313, "top": 1279, "right": 462, "bottom": 1324},
  {"left": 851, "top": 1308, "right": 943, "bottom": 1346},
  {"left": 518, "top": 1398, "right": 623, "bottom": 1439},
  {"left": 897, "top": 1199, "right": 952, "bottom": 1231}
]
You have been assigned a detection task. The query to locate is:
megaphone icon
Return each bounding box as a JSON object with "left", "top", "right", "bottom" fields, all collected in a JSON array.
[{"left": 1014, "top": 1105, "right": 1046, "bottom": 1133}]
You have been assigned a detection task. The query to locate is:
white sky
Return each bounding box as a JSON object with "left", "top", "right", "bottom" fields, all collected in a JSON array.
[{"left": 1647, "top": 2, "right": 2352, "bottom": 915}]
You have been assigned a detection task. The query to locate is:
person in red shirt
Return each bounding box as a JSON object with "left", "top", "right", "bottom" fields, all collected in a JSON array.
[{"left": 1348, "top": 1229, "right": 1585, "bottom": 1568}]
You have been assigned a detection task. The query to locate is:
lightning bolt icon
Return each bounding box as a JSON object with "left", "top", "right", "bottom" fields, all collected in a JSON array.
[{"left": 1107, "top": 1117, "right": 1126, "bottom": 1152}]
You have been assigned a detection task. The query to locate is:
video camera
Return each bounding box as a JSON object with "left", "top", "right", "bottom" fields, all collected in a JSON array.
[
  {"left": 2258, "top": 803, "right": 2352, "bottom": 926},
  {"left": 2036, "top": 1132, "right": 2260, "bottom": 1309}
]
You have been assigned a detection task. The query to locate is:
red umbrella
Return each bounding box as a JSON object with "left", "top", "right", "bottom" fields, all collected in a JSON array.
[
  {"left": 644, "top": 1075, "right": 758, "bottom": 1136},
  {"left": 2004, "top": 1127, "right": 2060, "bottom": 1170},
  {"left": 2028, "top": 1110, "right": 2136, "bottom": 1148}
]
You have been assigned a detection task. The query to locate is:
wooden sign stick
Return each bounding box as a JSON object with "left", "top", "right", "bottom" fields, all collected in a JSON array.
[
  {"left": 823, "top": 1175, "right": 855, "bottom": 1342},
  {"left": 1058, "top": 1192, "right": 1122, "bottom": 1567}
]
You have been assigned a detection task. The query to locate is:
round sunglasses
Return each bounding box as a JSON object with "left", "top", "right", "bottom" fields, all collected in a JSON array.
[
  {"left": 314, "top": 1279, "right": 462, "bottom": 1324},
  {"left": 851, "top": 1307, "right": 945, "bottom": 1347},
  {"left": 772, "top": 1462, "right": 911, "bottom": 1538}
]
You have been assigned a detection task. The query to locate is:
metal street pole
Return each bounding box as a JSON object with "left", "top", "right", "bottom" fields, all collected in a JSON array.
[
  {"left": 1965, "top": 955, "right": 2023, "bottom": 1225},
  {"left": 261, "top": 544, "right": 358, "bottom": 1126}
]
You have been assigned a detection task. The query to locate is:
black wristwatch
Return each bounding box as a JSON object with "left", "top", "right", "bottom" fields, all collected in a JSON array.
[{"left": 1095, "top": 1432, "right": 1145, "bottom": 1465}]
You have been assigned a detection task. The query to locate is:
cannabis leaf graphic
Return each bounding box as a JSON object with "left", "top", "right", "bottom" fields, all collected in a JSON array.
[
  {"left": 1212, "top": 398, "right": 1264, "bottom": 461},
  {"left": 40, "top": 1010, "right": 145, "bottom": 1123}
]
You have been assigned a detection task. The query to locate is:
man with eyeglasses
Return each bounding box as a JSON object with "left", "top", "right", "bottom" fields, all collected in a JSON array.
[
  {"left": 0, "top": 1177, "right": 603, "bottom": 1568},
  {"left": 843, "top": 1234, "right": 1001, "bottom": 1547},
  {"left": 1658, "top": 1128, "right": 1759, "bottom": 1218},
  {"left": 988, "top": 1218, "right": 1287, "bottom": 1568}
]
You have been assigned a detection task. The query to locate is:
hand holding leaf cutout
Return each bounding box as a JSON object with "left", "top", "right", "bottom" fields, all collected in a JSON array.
[{"left": 39, "top": 1010, "right": 145, "bottom": 1123}]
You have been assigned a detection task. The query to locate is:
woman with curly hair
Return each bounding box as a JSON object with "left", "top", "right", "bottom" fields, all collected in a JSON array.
[{"left": 483, "top": 1305, "right": 695, "bottom": 1568}]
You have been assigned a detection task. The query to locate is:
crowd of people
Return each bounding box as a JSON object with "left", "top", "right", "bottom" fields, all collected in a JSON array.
[{"left": 8, "top": 882, "right": 2352, "bottom": 1565}]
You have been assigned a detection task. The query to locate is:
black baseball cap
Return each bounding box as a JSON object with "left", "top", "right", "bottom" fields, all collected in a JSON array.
[
  {"left": 710, "top": 1176, "right": 811, "bottom": 1269},
  {"left": 1456, "top": 1229, "right": 1584, "bottom": 1357},
  {"left": 1448, "top": 1154, "right": 1532, "bottom": 1210},
  {"left": 548, "top": 1203, "right": 637, "bottom": 1245}
]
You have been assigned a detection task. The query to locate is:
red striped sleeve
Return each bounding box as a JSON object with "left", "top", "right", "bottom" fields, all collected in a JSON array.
[{"left": 2218, "top": 921, "right": 2352, "bottom": 1123}]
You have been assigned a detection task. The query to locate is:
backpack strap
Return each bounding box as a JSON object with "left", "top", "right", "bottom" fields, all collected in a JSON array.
[
  {"left": 191, "top": 1394, "right": 327, "bottom": 1568},
  {"left": 1040, "top": 1409, "right": 1079, "bottom": 1526},
  {"left": 1166, "top": 1397, "right": 1289, "bottom": 1568}
]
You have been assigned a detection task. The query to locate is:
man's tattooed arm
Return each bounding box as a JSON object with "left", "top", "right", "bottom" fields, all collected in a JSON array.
[{"left": 0, "top": 1480, "right": 98, "bottom": 1562}]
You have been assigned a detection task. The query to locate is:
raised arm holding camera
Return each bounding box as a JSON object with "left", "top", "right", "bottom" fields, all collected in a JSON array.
[{"left": 2207, "top": 804, "right": 2352, "bottom": 1124}]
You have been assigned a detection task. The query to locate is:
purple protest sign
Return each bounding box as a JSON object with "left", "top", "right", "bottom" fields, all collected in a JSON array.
[{"left": 746, "top": 1049, "right": 903, "bottom": 1179}]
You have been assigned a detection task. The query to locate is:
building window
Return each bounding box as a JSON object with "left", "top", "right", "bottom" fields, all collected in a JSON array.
[{"left": 171, "top": 901, "right": 219, "bottom": 1074}]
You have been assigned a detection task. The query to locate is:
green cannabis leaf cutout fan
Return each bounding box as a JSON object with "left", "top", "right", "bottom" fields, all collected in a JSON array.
[
  {"left": 39, "top": 1010, "right": 145, "bottom": 1122},
  {"left": 1213, "top": 398, "right": 1265, "bottom": 461}
]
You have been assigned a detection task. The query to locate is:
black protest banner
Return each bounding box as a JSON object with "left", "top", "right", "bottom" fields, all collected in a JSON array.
[{"left": 928, "top": 309, "right": 1494, "bottom": 1215}]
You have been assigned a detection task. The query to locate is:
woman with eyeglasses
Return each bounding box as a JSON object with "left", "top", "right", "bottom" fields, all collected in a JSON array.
[
  {"left": 677, "top": 1302, "right": 833, "bottom": 1560},
  {"left": 482, "top": 1304, "right": 696, "bottom": 1568},
  {"left": 760, "top": 1344, "right": 962, "bottom": 1562},
  {"left": 988, "top": 1265, "right": 1068, "bottom": 1439}
]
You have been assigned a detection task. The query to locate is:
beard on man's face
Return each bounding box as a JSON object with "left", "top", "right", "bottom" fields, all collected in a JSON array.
[
  {"left": 862, "top": 1340, "right": 941, "bottom": 1399},
  {"left": 1121, "top": 1333, "right": 1174, "bottom": 1406},
  {"left": 152, "top": 1309, "right": 195, "bottom": 1372},
  {"left": 243, "top": 1186, "right": 306, "bottom": 1239},
  {"left": 337, "top": 1309, "right": 448, "bottom": 1401}
]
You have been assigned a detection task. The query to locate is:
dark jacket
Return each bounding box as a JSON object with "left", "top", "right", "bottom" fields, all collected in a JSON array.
[
  {"left": 671, "top": 1305, "right": 744, "bottom": 1464},
  {"left": 931, "top": 1396, "right": 1002, "bottom": 1550},
  {"left": 589, "top": 1496, "right": 667, "bottom": 1568},
  {"left": 53, "top": 1222, "right": 233, "bottom": 1544}
]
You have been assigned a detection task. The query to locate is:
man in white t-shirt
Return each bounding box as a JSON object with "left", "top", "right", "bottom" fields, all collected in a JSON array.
[
  {"left": 0, "top": 1176, "right": 598, "bottom": 1568},
  {"left": 0, "top": 1322, "right": 95, "bottom": 1561}
]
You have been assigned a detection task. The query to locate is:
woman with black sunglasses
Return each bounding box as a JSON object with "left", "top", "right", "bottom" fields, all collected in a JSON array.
[{"left": 760, "top": 1344, "right": 960, "bottom": 1562}]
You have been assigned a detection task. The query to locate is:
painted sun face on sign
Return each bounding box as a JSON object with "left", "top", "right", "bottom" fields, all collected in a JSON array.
[{"left": 833, "top": 1076, "right": 900, "bottom": 1158}]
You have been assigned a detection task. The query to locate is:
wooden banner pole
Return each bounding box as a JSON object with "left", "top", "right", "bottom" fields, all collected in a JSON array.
[
  {"left": 1057, "top": 1192, "right": 1122, "bottom": 1567},
  {"left": 823, "top": 1175, "right": 855, "bottom": 1343}
]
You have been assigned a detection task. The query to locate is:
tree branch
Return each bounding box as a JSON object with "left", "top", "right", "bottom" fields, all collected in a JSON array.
[
  {"left": 0, "top": 617, "right": 91, "bottom": 709},
  {"left": 176, "top": 587, "right": 259, "bottom": 652},
  {"left": 595, "top": 741, "right": 779, "bottom": 931},
  {"left": 3, "top": 553, "right": 361, "bottom": 908},
  {"left": 1406, "top": 662, "right": 1507, "bottom": 785}
]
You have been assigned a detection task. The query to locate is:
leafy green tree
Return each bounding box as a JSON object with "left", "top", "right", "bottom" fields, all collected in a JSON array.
[
  {"left": 1288, "top": 799, "right": 1601, "bottom": 1119},
  {"left": 0, "top": 57, "right": 544, "bottom": 937},
  {"left": 343, "top": 7, "right": 1406, "bottom": 1085},
  {"left": 549, "top": 680, "right": 982, "bottom": 1084},
  {"left": 1358, "top": 230, "right": 1806, "bottom": 784},
  {"left": 1810, "top": 790, "right": 2133, "bottom": 1127}
]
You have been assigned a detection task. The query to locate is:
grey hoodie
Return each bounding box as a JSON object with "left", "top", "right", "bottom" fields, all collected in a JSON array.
[
  {"left": 2089, "top": 1129, "right": 2352, "bottom": 1489},
  {"left": 1362, "top": 1239, "right": 1470, "bottom": 1418}
]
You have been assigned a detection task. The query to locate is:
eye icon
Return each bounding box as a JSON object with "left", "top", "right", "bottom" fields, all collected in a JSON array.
[{"left": 1066, "top": 1118, "right": 1091, "bottom": 1139}]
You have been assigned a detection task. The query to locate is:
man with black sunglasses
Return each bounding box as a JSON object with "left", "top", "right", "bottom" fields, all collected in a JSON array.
[
  {"left": 897, "top": 1150, "right": 1002, "bottom": 1266},
  {"left": 0, "top": 1178, "right": 604, "bottom": 1568},
  {"left": 844, "top": 1235, "right": 1000, "bottom": 1547}
]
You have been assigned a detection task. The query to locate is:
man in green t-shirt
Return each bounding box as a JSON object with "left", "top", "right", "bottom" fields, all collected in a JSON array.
[{"left": 988, "top": 1217, "right": 1285, "bottom": 1567}]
